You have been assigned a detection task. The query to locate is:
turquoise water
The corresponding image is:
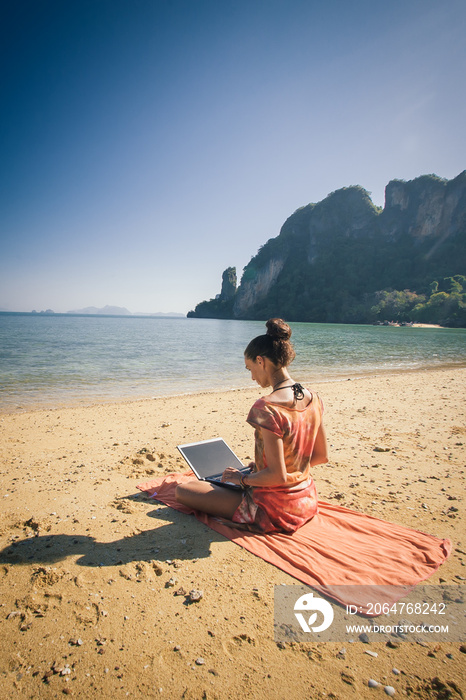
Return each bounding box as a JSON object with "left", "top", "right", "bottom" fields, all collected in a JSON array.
[{"left": 0, "top": 313, "right": 465, "bottom": 411}]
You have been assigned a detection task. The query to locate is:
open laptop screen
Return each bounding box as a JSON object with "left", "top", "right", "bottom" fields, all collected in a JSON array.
[{"left": 177, "top": 438, "right": 248, "bottom": 483}]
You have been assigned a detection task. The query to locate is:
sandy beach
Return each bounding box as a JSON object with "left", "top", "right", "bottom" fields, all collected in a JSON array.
[{"left": 0, "top": 367, "right": 465, "bottom": 699}]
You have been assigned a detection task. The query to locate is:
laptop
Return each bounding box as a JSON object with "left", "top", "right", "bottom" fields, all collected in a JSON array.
[{"left": 177, "top": 437, "right": 251, "bottom": 490}]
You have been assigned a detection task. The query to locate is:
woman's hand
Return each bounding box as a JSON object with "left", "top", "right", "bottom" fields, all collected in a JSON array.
[{"left": 221, "top": 467, "right": 243, "bottom": 486}]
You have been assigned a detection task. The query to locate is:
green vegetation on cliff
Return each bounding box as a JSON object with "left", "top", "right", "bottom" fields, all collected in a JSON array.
[
  {"left": 188, "top": 172, "right": 466, "bottom": 326},
  {"left": 187, "top": 297, "right": 234, "bottom": 319}
]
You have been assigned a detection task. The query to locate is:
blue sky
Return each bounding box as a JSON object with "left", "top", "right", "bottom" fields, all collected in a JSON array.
[{"left": 1, "top": 0, "right": 465, "bottom": 314}]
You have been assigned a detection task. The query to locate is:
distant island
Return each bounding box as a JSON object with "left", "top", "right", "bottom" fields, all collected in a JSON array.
[
  {"left": 67, "top": 305, "right": 132, "bottom": 316},
  {"left": 188, "top": 171, "right": 466, "bottom": 327},
  {"left": 8, "top": 306, "right": 185, "bottom": 318},
  {"left": 67, "top": 306, "right": 184, "bottom": 317}
]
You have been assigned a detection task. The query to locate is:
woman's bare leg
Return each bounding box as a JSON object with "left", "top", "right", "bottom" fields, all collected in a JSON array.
[{"left": 175, "top": 480, "right": 243, "bottom": 519}]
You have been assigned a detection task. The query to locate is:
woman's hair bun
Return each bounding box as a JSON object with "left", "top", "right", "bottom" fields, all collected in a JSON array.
[
  {"left": 265, "top": 318, "right": 292, "bottom": 341},
  {"left": 245, "top": 317, "right": 295, "bottom": 365}
]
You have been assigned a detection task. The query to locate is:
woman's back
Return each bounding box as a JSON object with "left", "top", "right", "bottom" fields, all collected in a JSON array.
[{"left": 247, "top": 388, "right": 323, "bottom": 484}]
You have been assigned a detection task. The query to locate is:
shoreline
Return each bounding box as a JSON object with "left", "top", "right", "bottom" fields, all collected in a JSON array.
[
  {"left": 410, "top": 323, "right": 445, "bottom": 328},
  {"left": 0, "top": 366, "right": 465, "bottom": 698},
  {"left": 2, "top": 360, "right": 466, "bottom": 416}
]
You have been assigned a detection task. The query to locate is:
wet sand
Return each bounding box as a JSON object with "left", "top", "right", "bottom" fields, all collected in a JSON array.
[{"left": 0, "top": 367, "right": 465, "bottom": 698}]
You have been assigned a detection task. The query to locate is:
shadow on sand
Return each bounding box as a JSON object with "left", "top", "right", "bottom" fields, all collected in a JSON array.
[{"left": 0, "top": 496, "right": 226, "bottom": 568}]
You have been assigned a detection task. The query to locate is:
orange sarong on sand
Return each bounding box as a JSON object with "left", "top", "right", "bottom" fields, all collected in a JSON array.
[{"left": 137, "top": 472, "right": 451, "bottom": 614}]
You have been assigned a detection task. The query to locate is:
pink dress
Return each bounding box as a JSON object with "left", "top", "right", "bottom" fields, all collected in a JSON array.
[{"left": 232, "top": 392, "right": 323, "bottom": 533}]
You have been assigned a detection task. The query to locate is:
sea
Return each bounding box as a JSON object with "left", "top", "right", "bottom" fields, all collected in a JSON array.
[{"left": 1, "top": 313, "right": 465, "bottom": 413}]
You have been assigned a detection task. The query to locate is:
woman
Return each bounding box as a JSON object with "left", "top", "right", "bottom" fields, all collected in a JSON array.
[{"left": 175, "top": 318, "right": 328, "bottom": 533}]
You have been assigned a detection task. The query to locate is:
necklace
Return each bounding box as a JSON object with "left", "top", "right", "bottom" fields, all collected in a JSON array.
[
  {"left": 272, "top": 379, "right": 306, "bottom": 401},
  {"left": 272, "top": 379, "right": 293, "bottom": 392}
]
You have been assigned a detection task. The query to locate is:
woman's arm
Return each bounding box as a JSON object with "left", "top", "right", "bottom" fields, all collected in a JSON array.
[
  {"left": 310, "top": 421, "right": 328, "bottom": 467},
  {"left": 222, "top": 420, "right": 328, "bottom": 488},
  {"left": 244, "top": 429, "right": 287, "bottom": 486},
  {"left": 222, "top": 429, "right": 287, "bottom": 487}
]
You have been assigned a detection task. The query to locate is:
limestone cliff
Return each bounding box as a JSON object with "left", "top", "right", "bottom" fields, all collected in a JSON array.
[
  {"left": 233, "top": 257, "right": 285, "bottom": 317},
  {"left": 188, "top": 171, "right": 466, "bottom": 324},
  {"left": 219, "top": 267, "right": 237, "bottom": 301}
]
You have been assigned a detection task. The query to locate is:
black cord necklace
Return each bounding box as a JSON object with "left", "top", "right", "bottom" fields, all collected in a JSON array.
[
  {"left": 272, "top": 380, "right": 305, "bottom": 400},
  {"left": 272, "top": 379, "right": 292, "bottom": 391}
]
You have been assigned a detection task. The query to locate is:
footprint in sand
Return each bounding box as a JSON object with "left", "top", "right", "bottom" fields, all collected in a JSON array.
[
  {"left": 31, "top": 566, "right": 64, "bottom": 587},
  {"left": 118, "top": 560, "right": 164, "bottom": 581}
]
